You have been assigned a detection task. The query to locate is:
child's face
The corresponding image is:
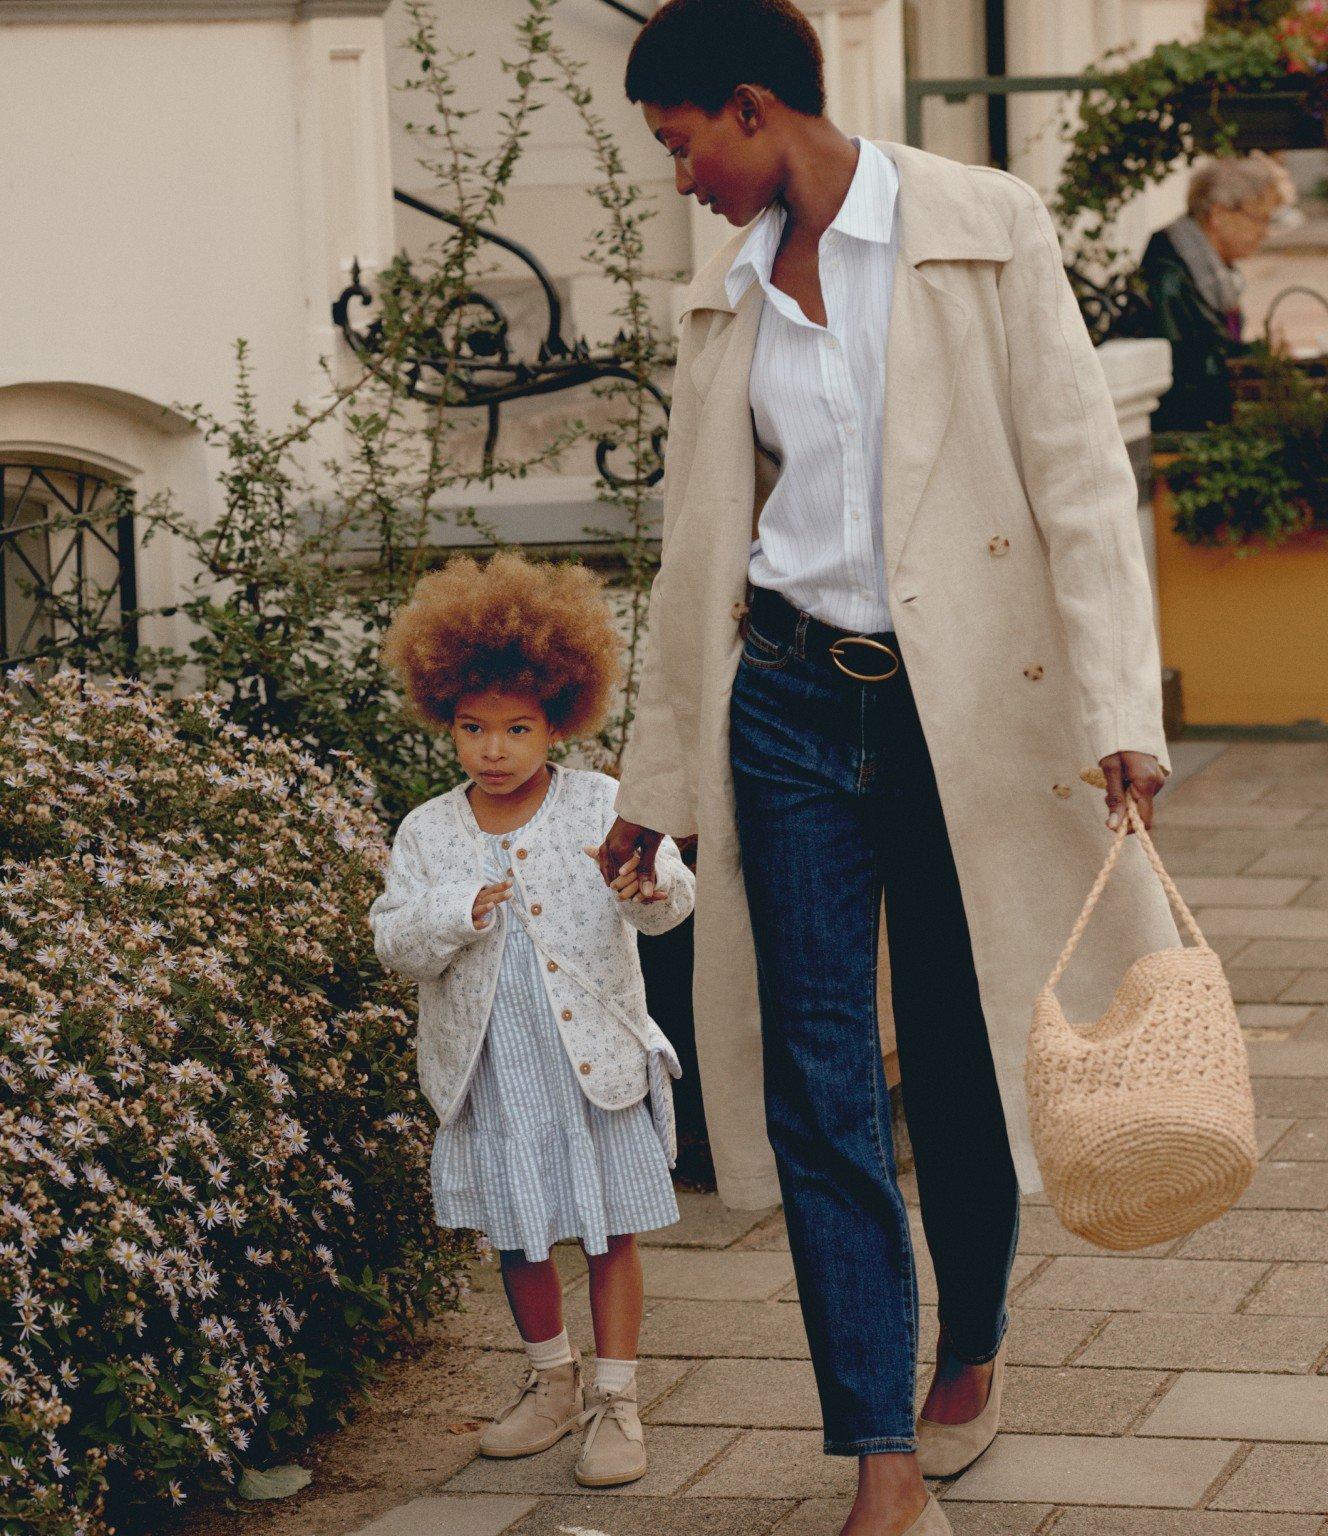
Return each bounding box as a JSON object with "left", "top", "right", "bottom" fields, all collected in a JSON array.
[{"left": 451, "top": 688, "right": 557, "bottom": 794}]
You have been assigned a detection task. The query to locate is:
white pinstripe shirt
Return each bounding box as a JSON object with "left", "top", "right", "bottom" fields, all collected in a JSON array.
[{"left": 724, "top": 135, "right": 900, "bottom": 634}]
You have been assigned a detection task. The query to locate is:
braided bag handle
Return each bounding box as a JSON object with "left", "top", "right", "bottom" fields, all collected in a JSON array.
[{"left": 1043, "top": 768, "right": 1210, "bottom": 996}]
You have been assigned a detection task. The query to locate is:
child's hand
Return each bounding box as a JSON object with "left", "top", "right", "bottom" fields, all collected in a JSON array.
[
  {"left": 472, "top": 879, "right": 512, "bottom": 928},
  {"left": 583, "top": 845, "right": 668, "bottom": 903}
]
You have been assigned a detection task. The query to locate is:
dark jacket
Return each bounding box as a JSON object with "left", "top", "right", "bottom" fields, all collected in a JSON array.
[{"left": 1111, "top": 227, "right": 1251, "bottom": 433}]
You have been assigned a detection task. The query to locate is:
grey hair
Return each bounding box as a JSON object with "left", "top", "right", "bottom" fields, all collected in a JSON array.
[{"left": 1187, "top": 155, "right": 1289, "bottom": 221}]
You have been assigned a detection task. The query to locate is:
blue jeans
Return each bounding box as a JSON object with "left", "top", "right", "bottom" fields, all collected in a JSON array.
[{"left": 728, "top": 594, "right": 1021, "bottom": 1457}]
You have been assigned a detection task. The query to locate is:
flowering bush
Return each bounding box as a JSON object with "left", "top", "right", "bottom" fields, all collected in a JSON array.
[
  {"left": 1276, "top": 0, "right": 1328, "bottom": 68},
  {"left": 0, "top": 673, "right": 473, "bottom": 1535}
]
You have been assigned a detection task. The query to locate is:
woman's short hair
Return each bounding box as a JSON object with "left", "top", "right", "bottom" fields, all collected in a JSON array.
[
  {"left": 381, "top": 550, "right": 623, "bottom": 738},
  {"left": 1187, "top": 153, "right": 1290, "bottom": 221},
  {"left": 625, "top": 0, "right": 825, "bottom": 117}
]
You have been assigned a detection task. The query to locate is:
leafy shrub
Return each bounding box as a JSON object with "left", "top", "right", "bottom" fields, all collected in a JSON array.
[
  {"left": 0, "top": 672, "right": 473, "bottom": 1536},
  {"left": 1155, "top": 343, "right": 1328, "bottom": 551},
  {"left": 1156, "top": 426, "right": 1310, "bottom": 549}
]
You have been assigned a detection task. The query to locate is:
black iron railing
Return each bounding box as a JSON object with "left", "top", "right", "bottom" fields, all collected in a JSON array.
[{"left": 332, "top": 188, "right": 670, "bottom": 489}]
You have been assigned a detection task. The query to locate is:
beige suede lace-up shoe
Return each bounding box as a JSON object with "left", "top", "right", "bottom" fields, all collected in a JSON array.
[
  {"left": 914, "top": 1330, "right": 1008, "bottom": 1479},
  {"left": 478, "top": 1353, "right": 584, "bottom": 1458},
  {"left": 573, "top": 1380, "right": 648, "bottom": 1487}
]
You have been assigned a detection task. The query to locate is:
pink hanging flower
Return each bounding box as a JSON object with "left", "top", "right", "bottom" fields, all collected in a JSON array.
[{"left": 1277, "top": 0, "right": 1328, "bottom": 73}]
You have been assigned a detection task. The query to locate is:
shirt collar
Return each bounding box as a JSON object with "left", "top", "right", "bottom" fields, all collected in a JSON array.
[{"left": 722, "top": 136, "right": 898, "bottom": 309}]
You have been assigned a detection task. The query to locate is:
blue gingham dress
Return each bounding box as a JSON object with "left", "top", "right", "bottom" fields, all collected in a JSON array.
[{"left": 430, "top": 777, "right": 680, "bottom": 1262}]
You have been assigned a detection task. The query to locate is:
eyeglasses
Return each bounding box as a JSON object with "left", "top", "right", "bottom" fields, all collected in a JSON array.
[{"left": 1224, "top": 204, "right": 1277, "bottom": 229}]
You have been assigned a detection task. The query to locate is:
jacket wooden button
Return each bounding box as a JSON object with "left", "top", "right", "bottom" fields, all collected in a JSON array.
[
  {"left": 561, "top": 1008, "right": 573, "bottom": 1021},
  {"left": 516, "top": 848, "right": 528, "bottom": 859},
  {"left": 988, "top": 534, "right": 1010, "bottom": 556},
  {"left": 1052, "top": 782, "right": 1072, "bottom": 798},
  {"left": 530, "top": 903, "right": 542, "bottom": 916},
  {"left": 1023, "top": 663, "right": 1044, "bottom": 680},
  {"left": 579, "top": 1061, "right": 592, "bottom": 1075},
  {"left": 547, "top": 959, "right": 557, "bottom": 971}
]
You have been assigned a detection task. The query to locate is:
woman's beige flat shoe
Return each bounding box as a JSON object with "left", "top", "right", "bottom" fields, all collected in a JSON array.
[
  {"left": 901, "top": 1491, "right": 953, "bottom": 1534},
  {"left": 914, "top": 1331, "right": 1008, "bottom": 1479}
]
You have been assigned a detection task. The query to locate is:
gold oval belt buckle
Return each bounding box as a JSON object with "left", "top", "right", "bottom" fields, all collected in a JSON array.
[{"left": 828, "top": 634, "right": 900, "bottom": 682}]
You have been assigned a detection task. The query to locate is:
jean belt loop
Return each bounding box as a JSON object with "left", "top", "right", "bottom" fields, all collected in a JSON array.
[{"left": 794, "top": 610, "right": 809, "bottom": 659}]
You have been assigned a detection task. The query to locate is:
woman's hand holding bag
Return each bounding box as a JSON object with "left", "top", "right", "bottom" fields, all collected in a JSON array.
[{"left": 1025, "top": 771, "right": 1258, "bottom": 1251}]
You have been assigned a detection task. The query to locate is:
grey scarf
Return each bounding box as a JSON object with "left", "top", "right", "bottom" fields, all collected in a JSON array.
[{"left": 1164, "top": 213, "right": 1245, "bottom": 316}]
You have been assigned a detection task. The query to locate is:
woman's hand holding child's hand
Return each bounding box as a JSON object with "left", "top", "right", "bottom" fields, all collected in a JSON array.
[
  {"left": 582, "top": 845, "right": 668, "bottom": 903},
  {"left": 471, "top": 878, "right": 513, "bottom": 928}
]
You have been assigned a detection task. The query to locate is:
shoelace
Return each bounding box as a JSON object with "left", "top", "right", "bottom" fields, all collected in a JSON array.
[
  {"left": 577, "top": 1389, "right": 642, "bottom": 1456},
  {"left": 492, "top": 1366, "right": 541, "bottom": 1424},
  {"left": 494, "top": 1363, "right": 577, "bottom": 1424}
]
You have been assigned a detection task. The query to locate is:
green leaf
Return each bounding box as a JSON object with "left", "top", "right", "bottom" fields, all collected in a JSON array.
[{"left": 236, "top": 1464, "right": 313, "bottom": 1501}]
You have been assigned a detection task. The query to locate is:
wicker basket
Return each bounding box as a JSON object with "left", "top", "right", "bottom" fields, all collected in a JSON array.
[{"left": 1026, "top": 775, "right": 1258, "bottom": 1250}]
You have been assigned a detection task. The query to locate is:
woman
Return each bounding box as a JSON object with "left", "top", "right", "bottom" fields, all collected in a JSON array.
[
  {"left": 594, "top": 2, "right": 1182, "bottom": 1532},
  {"left": 1114, "top": 153, "right": 1290, "bottom": 431}
]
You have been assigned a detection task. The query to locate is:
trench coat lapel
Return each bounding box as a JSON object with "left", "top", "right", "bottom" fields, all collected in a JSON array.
[
  {"left": 675, "top": 138, "right": 1012, "bottom": 578},
  {"left": 880, "top": 264, "right": 971, "bottom": 580}
]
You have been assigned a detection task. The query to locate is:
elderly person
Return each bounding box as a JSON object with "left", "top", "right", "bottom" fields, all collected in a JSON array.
[{"left": 1118, "top": 153, "right": 1293, "bottom": 431}]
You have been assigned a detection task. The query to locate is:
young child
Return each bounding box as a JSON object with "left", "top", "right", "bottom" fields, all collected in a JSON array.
[{"left": 369, "top": 549, "right": 696, "bottom": 1488}]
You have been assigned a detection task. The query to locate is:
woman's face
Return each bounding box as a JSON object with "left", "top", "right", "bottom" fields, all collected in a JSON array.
[
  {"left": 450, "top": 688, "right": 557, "bottom": 796},
  {"left": 643, "top": 93, "right": 781, "bottom": 227},
  {"left": 1203, "top": 190, "right": 1281, "bottom": 264}
]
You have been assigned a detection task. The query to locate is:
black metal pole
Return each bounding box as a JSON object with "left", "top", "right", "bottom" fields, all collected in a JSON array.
[{"left": 985, "top": 0, "right": 1008, "bottom": 167}]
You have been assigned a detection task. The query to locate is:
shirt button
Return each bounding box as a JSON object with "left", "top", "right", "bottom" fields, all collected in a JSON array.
[
  {"left": 547, "top": 959, "right": 558, "bottom": 972},
  {"left": 826, "top": 335, "right": 838, "bottom": 349},
  {"left": 516, "top": 848, "right": 528, "bottom": 859},
  {"left": 579, "top": 1062, "right": 592, "bottom": 1076},
  {"left": 505, "top": 867, "right": 514, "bottom": 877},
  {"left": 561, "top": 1008, "right": 573, "bottom": 1021},
  {"left": 850, "top": 510, "right": 861, "bottom": 521},
  {"left": 500, "top": 838, "right": 511, "bottom": 849},
  {"left": 530, "top": 903, "right": 542, "bottom": 916},
  {"left": 846, "top": 423, "right": 857, "bottom": 436}
]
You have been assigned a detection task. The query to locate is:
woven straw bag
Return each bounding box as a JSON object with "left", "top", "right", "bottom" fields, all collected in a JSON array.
[{"left": 1026, "top": 770, "right": 1258, "bottom": 1250}]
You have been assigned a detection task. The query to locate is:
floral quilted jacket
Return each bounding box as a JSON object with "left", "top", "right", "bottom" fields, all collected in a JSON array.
[{"left": 369, "top": 763, "right": 695, "bottom": 1136}]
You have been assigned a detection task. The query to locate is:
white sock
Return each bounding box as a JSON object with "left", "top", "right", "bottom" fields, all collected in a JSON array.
[
  {"left": 524, "top": 1328, "right": 573, "bottom": 1372},
  {"left": 594, "top": 1356, "right": 637, "bottom": 1396}
]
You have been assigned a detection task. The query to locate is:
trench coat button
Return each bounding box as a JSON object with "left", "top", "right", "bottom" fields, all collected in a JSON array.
[
  {"left": 1052, "top": 782, "right": 1072, "bottom": 798},
  {"left": 561, "top": 1008, "right": 573, "bottom": 1021},
  {"left": 530, "top": 903, "right": 542, "bottom": 916},
  {"left": 988, "top": 534, "right": 1010, "bottom": 556},
  {"left": 547, "top": 959, "right": 557, "bottom": 971},
  {"left": 579, "top": 1061, "right": 592, "bottom": 1075},
  {"left": 516, "top": 847, "right": 528, "bottom": 859},
  {"left": 1023, "top": 663, "right": 1044, "bottom": 680}
]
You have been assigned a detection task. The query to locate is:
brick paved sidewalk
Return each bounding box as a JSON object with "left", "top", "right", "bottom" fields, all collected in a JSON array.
[{"left": 353, "top": 741, "right": 1328, "bottom": 1536}]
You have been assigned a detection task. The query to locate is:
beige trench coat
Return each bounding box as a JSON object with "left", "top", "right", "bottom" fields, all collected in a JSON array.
[{"left": 613, "top": 138, "right": 1180, "bottom": 1208}]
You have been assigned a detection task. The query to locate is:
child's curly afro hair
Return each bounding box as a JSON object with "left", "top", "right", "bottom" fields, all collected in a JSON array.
[{"left": 381, "top": 549, "right": 624, "bottom": 739}]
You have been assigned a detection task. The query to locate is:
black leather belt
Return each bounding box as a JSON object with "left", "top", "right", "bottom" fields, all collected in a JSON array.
[{"left": 746, "top": 583, "right": 903, "bottom": 682}]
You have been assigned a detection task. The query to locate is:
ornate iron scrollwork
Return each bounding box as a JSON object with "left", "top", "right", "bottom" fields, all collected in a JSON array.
[
  {"left": 0, "top": 462, "right": 138, "bottom": 676},
  {"left": 332, "top": 189, "right": 671, "bottom": 490}
]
